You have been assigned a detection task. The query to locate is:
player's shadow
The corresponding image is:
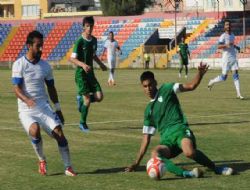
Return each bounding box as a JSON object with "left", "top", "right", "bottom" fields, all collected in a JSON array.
[
  {"left": 48, "top": 172, "right": 65, "bottom": 176},
  {"left": 48, "top": 160, "right": 250, "bottom": 176},
  {"left": 177, "top": 160, "right": 250, "bottom": 174},
  {"left": 81, "top": 165, "right": 146, "bottom": 175}
]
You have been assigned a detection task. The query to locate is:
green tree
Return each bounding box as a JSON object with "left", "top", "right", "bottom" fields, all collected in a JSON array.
[{"left": 100, "top": 0, "right": 153, "bottom": 16}]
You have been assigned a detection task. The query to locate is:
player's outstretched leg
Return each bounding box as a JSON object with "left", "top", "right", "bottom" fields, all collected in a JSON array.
[
  {"left": 179, "top": 64, "right": 183, "bottom": 78},
  {"left": 232, "top": 72, "right": 244, "bottom": 99},
  {"left": 192, "top": 150, "right": 233, "bottom": 176},
  {"left": 29, "top": 123, "right": 47, "bottom": 175},
  {"left": 160, "top": 157, "right": 203, "bottom": 178},
  {"left": 77, "top": 95, "right": 90, "bottom": 133},
  {"left": 184, "top": 65, "right": 188, "bottom": 78},
  {"left": 53, "top": 127, "right": 77, "bottom": 176},
  {"left": 208, "top": 74, "right": 227, "bottom": 90},
  {"left": 153, "top": 145, "right": 203, "bottom": 178}
]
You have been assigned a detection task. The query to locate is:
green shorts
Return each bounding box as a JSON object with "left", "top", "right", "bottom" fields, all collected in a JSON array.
[
  {"left": 75, "top": 69, "right": 102, "bottom": 95},
  {"left": 160, "top": 127, "right": 196, "bottom": 158},
  {"left": 180, "top": 58, "right": 189, "bottom": 65}
]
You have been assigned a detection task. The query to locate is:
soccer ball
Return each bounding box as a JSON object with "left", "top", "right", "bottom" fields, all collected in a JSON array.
[{"left": 146, "top": 157, "right": 166, "bottom": 180}]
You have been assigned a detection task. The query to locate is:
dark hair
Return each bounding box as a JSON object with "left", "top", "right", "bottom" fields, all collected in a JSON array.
[
  {"left": 26, "top": 30, "right": 43, "bottom": 45},
  {"left": 224, "top": 19, "right": 231, "bottom": 24},
  {"left": 140, "top": 71, "right": 155, "bottom": 83},
  {"left": 109, "top": 31, "right": 114, "bottom": 35},
  {"left": 82, "top": 16, "right": 94, "bottom": 26}
]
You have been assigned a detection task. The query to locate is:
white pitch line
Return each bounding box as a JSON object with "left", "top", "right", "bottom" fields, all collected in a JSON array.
[
  {"left": 189, "top": 112, "right": 250, "bottom": 118},
  {"left": 0, "top": 111, "right": 249, "bottom": 129}
]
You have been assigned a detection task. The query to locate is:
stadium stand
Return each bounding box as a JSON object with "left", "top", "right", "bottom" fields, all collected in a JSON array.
[
  {"left": 0, "top": 23, "right": 12, "bottom": 46},
  {"left": 0, "top": 13, "right": 250, "bottom": 68}
]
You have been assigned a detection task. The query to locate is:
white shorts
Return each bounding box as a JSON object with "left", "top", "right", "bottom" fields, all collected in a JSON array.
[
  {"left": 108, "top": 58, "right": 116, "bottom": 69},
  {"left": 222, "top": 60, "right": 239, "bottom": 75},
  {"left": 19, "top": 103, "right": 62, "bottom": 136}
]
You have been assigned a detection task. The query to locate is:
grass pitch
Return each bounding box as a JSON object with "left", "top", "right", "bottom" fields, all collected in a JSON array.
[{"left": 0, "top": 68, "right": 250, "bottom": 190}]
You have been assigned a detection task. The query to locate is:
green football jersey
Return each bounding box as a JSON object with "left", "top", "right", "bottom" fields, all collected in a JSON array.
[
  {"left": 72, "top": 35, "right": 97, "bottom": 74},
  {"left": 143, "top": 83, "right": 188, "bottom": 137},
  {"left": 179, "top": 43, "right": 189, "bottom": 59}
]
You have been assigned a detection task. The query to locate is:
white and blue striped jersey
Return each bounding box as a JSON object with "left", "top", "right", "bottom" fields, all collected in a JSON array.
[{"left": 12, "top": 56, "right": 54, "bottom": 112}]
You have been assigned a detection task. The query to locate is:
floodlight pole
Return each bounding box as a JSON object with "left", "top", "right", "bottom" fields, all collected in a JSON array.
[
  {"left": 196, "top": 0, "right": 199, "bottom": 18},
  {"left": 174, "top": 0, "right": 181, "bottom": 52},
  {"left": 175, "top": 2, "right": 177, "bottom": 52},
  {"left": 240, "top": 0, "right": 247, "bottom": 51},
  {"left": 216, "top": 0, "right": 219, "bottom": 21}
]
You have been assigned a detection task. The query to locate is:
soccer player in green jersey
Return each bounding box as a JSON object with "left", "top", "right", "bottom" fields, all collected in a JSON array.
[
  {"left": 178, "top": 36, "right": 191, "bottom": 78},
  {"left": 70, "top": 16, "right": 107, "bottom": 132},
  {"left": 125, "top": 63, "right": 233, "bottom": 178}
]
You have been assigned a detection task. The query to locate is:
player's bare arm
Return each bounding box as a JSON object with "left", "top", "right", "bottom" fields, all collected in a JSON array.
[
  {"left": 125, "top": 134, "right": 152, "bottom": 172},
  {"left": 93, "top": 55, "right": 107, "bottom": 71},
  {"left": 179, "top": 62, "right": 209, "bottom": 92},
  {"left": 13, "top": 85, "right": 35, "bottom": 108},
  {"left": 47, "top": 84, "right": 65, "bottom": 124},
  {"left": 218, "top": 43, "right": 231, "bottom": 49},
  {"left": 70, "top": 57, "right": 91, "bottom": 73},
  {"left": 117, "top": 46, "right": 122, "bottom": 55}
]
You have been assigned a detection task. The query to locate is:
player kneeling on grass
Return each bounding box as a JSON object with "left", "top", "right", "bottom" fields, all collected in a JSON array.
[
  {"left": 12, "top": 31, "right": 76, "bottom": 176},
  {"left": 125, "top": 63, "right": 233, "bottom": 178}
]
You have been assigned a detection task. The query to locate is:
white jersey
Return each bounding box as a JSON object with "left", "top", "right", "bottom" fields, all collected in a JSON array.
[
  {"left": 104, "top": 39, "right": 119, "bottom": 61},
  {"left": 219, "top": 32, "right": 237, "bottom": 63},
  {"left": 12, "top": 56, "right": 54, "bottom": 112}
]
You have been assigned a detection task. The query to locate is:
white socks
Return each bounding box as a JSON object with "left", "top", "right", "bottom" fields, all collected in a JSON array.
[
  {"left": 31, "top": 138, "right": 46, "bottom": 161},
  {"left": 109, "top": 72, "right": 114, "bottom": 82},
  {"left": 58, "top": 145, "right": 71, "bottom": 168},
  {"left": 233, "top": 79, "right": 241, "bottom": 96}
]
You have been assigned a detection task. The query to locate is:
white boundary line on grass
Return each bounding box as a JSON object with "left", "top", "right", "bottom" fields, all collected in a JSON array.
[
  {"left": 0, "top": 111, "right": 249, "bottom": 130},
  {"left": 63, "top": 111, "right": 250, "bottom": 126}
]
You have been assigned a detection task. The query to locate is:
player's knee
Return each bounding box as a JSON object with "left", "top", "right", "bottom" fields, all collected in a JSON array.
[
  {"left": 95, "top": 93, "right": 104, "bottom": 102},
  {"left": 183, "top": 149, "right": 195, "bottom": 158},
  {"left": 95, "top": 96, "right": 103, "bottom": 102},
  {"left": 220, "top": 74, "right": 227, "bottom": 81},
  {"left": 233, "top": 73, "right": 239, "bottom": 81},
  {"left": 29, "top": 123, "right": 40, "bottom": 137},
  {"left": 151, "top": 147, "right": 160, "bottom": 158},
  {"left": 83, "top": 96, "right": 91, "bottom": 106},
  {"left": 152, "top": 145, "right": 171, "bottom": 158}
]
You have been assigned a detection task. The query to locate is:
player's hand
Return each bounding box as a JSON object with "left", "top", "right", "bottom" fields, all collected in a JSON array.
[
  {"left": 124, "top": 163, "right": 138, "bottom": 172},
  {"left": 100, "top": 55, "right": 105, "bottom": 61},
  {"left": 82, "top": 64, "right": 91, "bottom": 73},
  {"left": 56, "top": 110, "right": 65, "bottom": 125},
  {"left": 198, "top": 62, "right": 209, "bottom": 76},
  {"left": 25, "top": 98, "right": 36, "bottom": 108}
]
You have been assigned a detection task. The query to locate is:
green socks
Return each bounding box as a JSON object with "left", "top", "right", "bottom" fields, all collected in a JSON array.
[
  {"left": 193, "top": 150, "right": 215, "bottom": 170},
  {"left": 160, "top": 157, "right": 184, "bottom": 176}
]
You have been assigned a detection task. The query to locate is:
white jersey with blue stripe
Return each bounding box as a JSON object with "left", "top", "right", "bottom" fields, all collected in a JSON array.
[
  {"left": 219, "top": 32, "right": 237, "bottom": 62},
  {"left": 12, "top": 56, "right": 54, "bottom": 112}
]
